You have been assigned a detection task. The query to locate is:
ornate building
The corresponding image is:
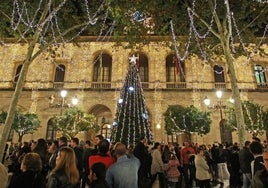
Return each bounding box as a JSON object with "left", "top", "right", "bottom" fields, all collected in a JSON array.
[{"left": 0, "top": 37, "right": 267, "bottom": 145}]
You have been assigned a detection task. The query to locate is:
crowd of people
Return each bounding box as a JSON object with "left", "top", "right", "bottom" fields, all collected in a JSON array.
[{"left": 0, "top": 135, "right": 267, "bottom": 188}]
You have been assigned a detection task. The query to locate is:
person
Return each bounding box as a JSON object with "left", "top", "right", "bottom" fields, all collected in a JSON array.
[
  {"left": 250, "top": 141, "right": 265, "bottom": 176},
  {"left": 151, "top": 142, "right": 165, "bottom": 188},
  {"left": 81, "top": 140, "right": 93, "bottom": 188},
  {"left": 239, "top": 141, "right": 254, "bottom": 188},
  {"left": 180, "top": 141, "right": 196, "bottom": 188},
  {"left": 106, "top": 142, "right": 140, "bottom": 188},
  {"left": 47, "top": 147, "right": 80, "bottom": 188},
  {"left": 89, "top": 162, "right": 109, "bottom": 188},
  {"left": 165, "top": 153, "right": 180, "bottom": 188},
  {"left": 48, "top": 141, "right": 59, "bottom": 173},
  {"left": 194, "top": 147, "right": 211, "bottom": 188},
  {"left": 8, "top": 152, "right": 45, "bottom": 188},
  {"left": 32, "top": 138, "right": 49, "bottom": 176},
  {"left": 49, "top": 136, "right": 68, "bottom": 171},
  {"left": 70, "top": 137, "right": 83, "bottom": 177},
  {"left": 89, "top": 139, "right": 114, "bottom": 171},
  {"left": 0, "top": 162, "right": 8, "bottom": 188},
  {"left": 250, "top": 149, "right": 268, "bottom": 187},
  {"left": 133, "top": 136, "right": 151, "bottom": 187},
  {"left": 92, "top": 135, "right": 104, "bottom": 155}
]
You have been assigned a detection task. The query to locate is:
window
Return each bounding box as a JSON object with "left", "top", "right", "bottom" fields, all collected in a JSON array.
[
  {"left": 92, "top": 53, "right": 112, "bottom": 88},
  {"left": 254, "top": 65, "right": 266, "bottom": 85},
  {"left": 166, "top": 54, "right": 185, "bottom": 88},
  {"left": 46, "top": 119, "right": 57, "bottom": 141},
  {"left": 13, "top": 64, "right": 23, "bottom": 87},
  {"left": 136, "top": 53, "right": 149, "bottom": 88},
  {"left": 53, "top": 64, "right": 65, "bottom": 88},
  {"left": 213, "top": 65, "right": 226, "bottom": 89}
]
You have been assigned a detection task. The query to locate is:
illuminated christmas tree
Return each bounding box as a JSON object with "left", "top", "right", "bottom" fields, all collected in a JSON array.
[{"left": 111, "top": 55, "right": 153, "bottom": 146}]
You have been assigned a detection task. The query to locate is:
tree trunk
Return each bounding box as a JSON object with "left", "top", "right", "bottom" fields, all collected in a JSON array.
[
  {"left": 0, "top": 4, "right": 49, "bottom": 161},
  {"left": 210, "top": 0, "right": 246, "bottom": 147},
  {"left": 18, "top": 134, "right": 23, "bottom": 143}
]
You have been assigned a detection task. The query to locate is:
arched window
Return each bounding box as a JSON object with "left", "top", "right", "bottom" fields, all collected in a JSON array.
[
  {"left": 92, "top": 53, "right": 112, "bottom": 88},
  {"left": 54, "top": 64, "right": 65, "bottom": 88},
  {"left": 136, "top": 53, "right": 149, "bottom": 88},
  {"left": 254, "top": 65, "right": 266, "bottom": 87},
  {"left": 46, "top": 119, "right": 56, "bottom": 141},
  {"left": 166, "top": 54, "right": 185, "bottom": 88},
  {"left": 213, "top": 65, "right": 226, "bottom": 89},
  {"left": 13, "top": 64, "right": 23, "bottom": 87}
]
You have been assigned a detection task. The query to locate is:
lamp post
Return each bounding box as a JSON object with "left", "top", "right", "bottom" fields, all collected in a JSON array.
[
  {"left": 48, "top": 90, "right": 78, "bottom": 115},
  {"left": 204, "top": 90, "right": 234, "bottom": 143}
]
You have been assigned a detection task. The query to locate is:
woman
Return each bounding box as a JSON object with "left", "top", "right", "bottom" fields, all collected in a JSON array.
[
  {"left": 194, "top": 147, "right": 211, "bottom": 188},
  {"left": 165, "top": 154, "right": 180, "bottom": 188},
  {"left": 47, "top": 147, "right": 80, "bottom": 188},
  {"left": 8, "top": 152, "right": 45, "bottom": 188},
  {"left": 151, "top": 142, "right": 165, "bottom": 188}
]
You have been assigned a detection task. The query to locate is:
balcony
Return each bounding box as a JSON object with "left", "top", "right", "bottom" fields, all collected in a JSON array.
[{"left": 1, "top": 80, "right": 268, "bottom": 91}]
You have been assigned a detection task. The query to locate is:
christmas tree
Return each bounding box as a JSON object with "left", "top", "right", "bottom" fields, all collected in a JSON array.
[{"left": 111, "top": 55, "right": 153, "bottom": 146}]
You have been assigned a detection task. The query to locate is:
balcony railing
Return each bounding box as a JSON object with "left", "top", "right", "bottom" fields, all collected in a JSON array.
[{"left": 1, "top": 80, "right": 267, "bottom": 91}]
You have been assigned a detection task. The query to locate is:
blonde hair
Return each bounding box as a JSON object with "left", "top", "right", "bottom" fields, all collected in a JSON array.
[{"left": 53, "top": 147, "right": 79, "bottom": 185}]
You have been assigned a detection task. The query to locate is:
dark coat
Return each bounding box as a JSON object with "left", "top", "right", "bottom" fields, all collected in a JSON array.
[
  {"left": 239, "top": 147, "right": 254, "bottom": 173},
  {"left": 46, "top": 170, "right": 79, "bottom": 188},
  {"left": 8, "top": 170, "right": 45, "bottom": 188}
]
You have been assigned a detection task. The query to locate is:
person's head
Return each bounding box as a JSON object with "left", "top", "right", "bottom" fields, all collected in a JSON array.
[
  {"left": 58, "top": 136, "right": 68, "bottom": 147},
  {"left": 20, "top": 152, "right": 42, "bottom": 172},
  {"left": 153, "top": 142, "right": 161, "bottom": 150},
  {"left": 48, "top": 140, "right": 58, "bottom": 154},
  {"left": 94, "top": 135, "right": 104, "bottom": 145},
  {"left": 98, "top": 139, "right": 110, "bottom": 155},
  {"left": 91, "top": 162, "right": 106, "bottom": 181},
  {"left": 70, "top": 137, "right": 79, "bottom": 148},
  {"left": 263, "top": 149, "right": 268, "bottom": 171},
  {"left": 114, "top": 142, "right": 127, "bottom": 158},
  {"left": 0, "top": 163, "right": 8, "bottom": 188},
  {"left": 245, "top": 140, "right": 251, "bottom": 148},
  {"left": 170, "top": 153, "right": 176, "bottom": 160},
  {"left": 250, "top": 141, "right": 263, "bottom": 155},
  {"left": 54, "top": 147, "right": 79, "bottom": 185},
  {"left": 84, "top": 140, "right": 91, "bottom": 149},
  {"left": 196, "top": 147, "right": 204, "bottom": 156},
  {"left": 140, "top": 136, "right": 146, "bottom": 144}
]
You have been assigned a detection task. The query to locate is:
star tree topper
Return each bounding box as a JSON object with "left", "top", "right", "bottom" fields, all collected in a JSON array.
[{"left": 129, "top": 54, "right": 138, "bottom": 64}]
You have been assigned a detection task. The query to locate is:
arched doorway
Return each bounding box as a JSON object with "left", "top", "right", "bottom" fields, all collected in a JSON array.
[{"left": 89, "top": 104, "right": 113, "bottom": 140}]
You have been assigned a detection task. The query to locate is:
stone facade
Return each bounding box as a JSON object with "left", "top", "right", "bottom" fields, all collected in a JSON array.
[{"left": 0, "top": 38, "right": 267, "bottom": 145}]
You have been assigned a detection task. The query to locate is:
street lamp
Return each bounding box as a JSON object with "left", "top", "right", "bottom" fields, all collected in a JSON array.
[
  {"left": 204, "top": 90, "right": 234, "bottom": 143},
  {"left": 203, "top": 90, "right": 232, "bottom": 120},
  {"left": 48, "top": 90, "right": 78, "bottom": 115}
]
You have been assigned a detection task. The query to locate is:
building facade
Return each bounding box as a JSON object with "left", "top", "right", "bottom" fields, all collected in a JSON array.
[{"left": 0, "top": 37, "right": 267, "bottom": 145}]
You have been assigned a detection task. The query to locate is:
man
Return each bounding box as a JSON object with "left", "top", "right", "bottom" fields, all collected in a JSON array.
[
  {"left": 81, "top": 140, "right": 93, "bottom": 188},
  {"left": 91, "top": 134, "right": 104, "bottom": 155},
  {"left": 250, "top": 149, "right": 268, "bottom": 187},
  {"left": 133, "top": 136, "right": 151, "bottom": 187},
  {"left": 239, "top": 141, "right": 254, "bottom": 188},
  {"left": 106, "top": 142, "right": 140, "bottom": 188},
  {"left": 70, "top": 137, "right": 83, "bottom": 174},
  {"left": 250, "top": 141, "right": 265, "bottom": 176},
  {"left": 49, "top": 136, "right": 67, "bottom": 170},
  {"left": 180, "top": 141, "right": 195, "bottom": 188}
]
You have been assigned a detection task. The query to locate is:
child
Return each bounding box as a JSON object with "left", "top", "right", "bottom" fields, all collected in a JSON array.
[{"left": 90, "top": 162, "right": 109, "bottom": 188}]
